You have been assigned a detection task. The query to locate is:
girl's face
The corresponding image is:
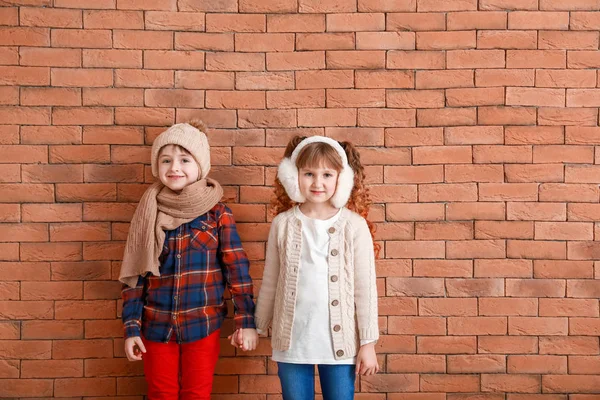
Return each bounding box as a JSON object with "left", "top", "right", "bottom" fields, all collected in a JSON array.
[
  {"left": 298, "top": 163, "right": 339, "bottom": 206},
  {"left": 158, "top": 144, "right": 199, "bottom": 192}
]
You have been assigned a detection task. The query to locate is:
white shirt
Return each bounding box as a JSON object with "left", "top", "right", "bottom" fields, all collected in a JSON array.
[{"left": 272, "top": 207, "right": 353, "bottom": 364}]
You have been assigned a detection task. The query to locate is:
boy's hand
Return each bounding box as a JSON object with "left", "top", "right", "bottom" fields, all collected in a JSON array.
[
  {"left": 124, "top": 336, "right": 146, "bottom": 361},
  {"left": 355, "top": 342, "right": 379, "bottom": 376},
  {"left": 228, "top": 328, "right": 259, "bottom": 351}
]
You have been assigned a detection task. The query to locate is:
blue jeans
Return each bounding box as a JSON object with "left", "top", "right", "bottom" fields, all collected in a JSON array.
[{"left": 277, "top": 362, "right": 356, "bottom": 400}]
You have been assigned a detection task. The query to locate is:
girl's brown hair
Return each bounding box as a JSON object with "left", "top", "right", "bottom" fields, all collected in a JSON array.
[{"left": 271, "top": 136, "right": 380, "bottom": 256}]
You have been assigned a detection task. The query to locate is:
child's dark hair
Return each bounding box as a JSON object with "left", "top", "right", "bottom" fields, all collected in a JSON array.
[{"left": 271, "top": 136, "right": 380, "bottom": 256}]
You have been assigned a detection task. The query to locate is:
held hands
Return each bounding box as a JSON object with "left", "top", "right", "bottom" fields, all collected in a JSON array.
[
  {"left": 228, "top": 328, "right": 259, "bottom": 351},
  {"left": 124, "top": 336, "right": 146, "bottom": 361},
  {"left": 355, "top": 342, "right": 379, "bottom": 376}
]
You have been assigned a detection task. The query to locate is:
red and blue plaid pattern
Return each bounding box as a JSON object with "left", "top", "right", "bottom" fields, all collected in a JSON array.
[{"left": 122, "top": 203, "right": 256, "bottom": 343}]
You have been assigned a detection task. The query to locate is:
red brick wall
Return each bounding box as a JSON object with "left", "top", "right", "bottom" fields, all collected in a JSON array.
[{"left": 1, "top": 0, "right": 600, "bottom": 398}]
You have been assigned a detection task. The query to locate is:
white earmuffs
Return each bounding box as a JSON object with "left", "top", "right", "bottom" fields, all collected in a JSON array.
[{"left": 277, "top": 136, "right": 355, "bottom": 208}]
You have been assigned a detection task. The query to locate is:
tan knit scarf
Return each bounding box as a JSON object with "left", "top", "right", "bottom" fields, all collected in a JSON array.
[{"left": 119, "top": 178, "right": 224, "bottom": 288}]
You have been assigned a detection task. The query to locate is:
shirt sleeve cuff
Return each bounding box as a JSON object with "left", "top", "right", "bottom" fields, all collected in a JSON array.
[
  {"left": 360, "top": 339, "right": 377, "bottom": 346},
  {"left": 124, "top": 322, "right": 141, "bottom": 339}
]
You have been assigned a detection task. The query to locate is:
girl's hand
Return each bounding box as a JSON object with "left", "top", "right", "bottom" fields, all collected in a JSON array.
[
  {"left": 228, "top": 328, "right": 259, "bottom": 351},
  {"left": 356, "top": 343, "right": 379, "bottom": 376},
  {"left": 124, "top": 336, "right": 146, "bottom": 361}
]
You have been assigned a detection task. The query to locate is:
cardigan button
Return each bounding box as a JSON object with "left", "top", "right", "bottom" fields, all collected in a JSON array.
[
  {"left": 328, "top": 227, "right": 335, "bottom": 234},
  {"left": 176, "top": 254, "right": 181, "bottom": 259},
  {"left": 330, "top": 249, "right": 338, "bottom": 256},
  {"left": 333, "top": 325, "right": 341, "bottom": 332},
  {"left": 331, "top": 299, "right": 339, "bottom": 306},
  {"left": 330, "top": 275, "right": 338, "bottom": 282},
  {"left": 336, "top": 350, "right": 344, "bottom": 357}
]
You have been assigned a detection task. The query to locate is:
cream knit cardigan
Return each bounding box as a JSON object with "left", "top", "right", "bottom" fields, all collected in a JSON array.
[{"left": 255, "top": 207, "right": 379, "bottom": 360}]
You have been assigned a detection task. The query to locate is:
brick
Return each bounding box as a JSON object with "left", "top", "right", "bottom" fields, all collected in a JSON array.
[
  {"left": 479, "top": 297, "right": 537, "bottom": 315},
  {"left": 52, "top": 107, "right": 113, "bottom": 126},
  {"left": 417, "top": 222, "right": 472, "bottom": 241},
  {"left": 539, "top": 183, "right": 599, "bottom": 202},
  {"left": 571, "top": 318, "right": 600, "bottom": 336},
  {"left": 206, "top": 53, "right": 264, "bottom": 71},
  {"left": 55, "top": 377, "right": 116, "bottom": 397},
  {"left": 447, "top": 240, "right": 506, "bottom": 259},
  {"left": 386, "top": 127, "right": 443, "bottom": 146},
  {"left": 386, "top": 241, "right": 445, "bottom": 259},
  {"left": 568, "top": 50, "right": 600, "bottom": 68},
  {"left": 327, "top": 13, "right": 385, "bottom": 32},
  {"left": 176, "top": 71, "right": 234, "bottom": 90},
  {"left": 448, "top": 355, "right": 506, "bottom": 375},
  {"left": 236, "top": 33, "right": 295, "bottom": 52},
  {"left": 0, "top": 244, "right": 18, "bottom": 261},
  {"left": 0, "top": 6, "right": 17, "bottom": 25},
  {"left": 541, "top": 0, "right": 600, "bottom": 9},
  {"left": 83, "top": 49, "right": 142, "bottom": 68},
  {"left": 536, "top": 222, "right": 593, "bottom": 240},
  {"left": 20, "top": 47, "right": 81, "bottom": 67},
  {"left": 419, "top": 297, "right": 476, "bottom": 315},
  {"left": 296, "top": 33, "right": 355, "bottom": 50},
  {"left": 388, "top": 316, "right": 445, "bottom": 335},
  {"left": 540, "top": 298, "right": 598, "bottom": 317},
  {"left": 0, "top": 183, "right": 54, "bottom": 203},
  {"left": 369, "top": 184, "right": 417, "bottom": 201},
  {"left": 480, "top": 0, "right": 538, "bottom": 9},
  {"left": 51, "top": 29, "right": 111, "bottom": 48},
  {"left": 21, "top": 126, "right": 81, "bottom": 145},
  {"left": 476, "top": 69, "right": 535, "bottom": 87},
  {"left": 540, "top": 337, "right": 599, "bottom": 355},
  {"left": 418, "top": 336, "right": 477, "bottom": 354},
  {"left": 21, "top": 87, "right": 81, "bottom": 106},
  {"left": 0, "top": 301, "right": 54, "bottom": 320},
  {"left": 482, "top": 374, "right": 541, "bottom": 393},
  {"left": 56, "top": 183, "right": 116, "bottom": 202},
  {"left": 83, "top": 10, "right": 143, "bottom": 29},
  {"left": 417, "top": 31, "right": 475, "bottom": 50},
  {"left": 418, "top": 108, "right": 476, "bottom": 127},
  {"left": 387, "top": 12, "right": 446, "bottom": 31},
  {"left": 388, "top": 50, "right": 445, "bottom": 70},
  {"left": 537, "top": 69, "right": 596, "bottom": 87},
  {"left": 420, "top": 183, "right": 478, "bottom": 202},
  {"left": 540, "top": 31, "right": 599, "bottom": 50},
  {"left": 326, "top": 50, "right": 385, "bottom": 69},
  {"left": 298, "top": 0, "right": 356, "bottom": 12},
  {"left": 207, "top": 14, "right": 265, "bottom": 32},
  {"left": 0, "top": 65, "right": 49, "bottom": 85},
  {"left": 146, "top": 89, "right": 205, "bottom": 108},
  {"left": 0, "top": 27, "right": 49, "bottom": 46},
  {"left": 543, "top": 375, "right": 600, "bottom": 393},
  {"left": 21, "top": 320, "right": 83, "bottom": 340},
  {"left": 55, "top": 0, "right": 116, "bottom": 7},
  {"left": 0, "top": 204, "right": 20, "bottom": 222},
  {"left": 506, "top": 88, "right": 565, "bottom": 107},
  {"left": 0, "top": 359, "right": 19, "bottom": 378},
  {"left": 475, "top": 221, "right": 533, "bottom": 239},
  {"left": 446, "top": 278, "right": 505, "bottom": 297},
  {"left": 567, "top": 89, "right": 600, "bottom": 107},
  {"left": 175, "top": 32, "right": 234, "bottom": 51},
  {"left": 22, "top": 164, "right": 83, "bottom": 183},
  {"left": 0, "top": 87, "right": 17, "bottom": 105},
  {"left": 387, "top": 90, "right": 443, "bottom": 108},
  {"left": 385, "top": 165, "right": 443, "bottom": 184},
  {"left": 540, "top": 108, "right": 599, "bottom": 126},
  {"left": 569, "top": 243, "right": 600, "bottom": 261},
  {"left": 569, "top": 204, "right": 600, "bottom": 221},
  {"left": 387, "top": 203, "right": 444, "bottom": 221},
  {"left": 119, "top": 0, "right": 177, "bottom": 10},
  {"left": 507, "top": 50, "right": 566, "bottom": 68},
  {"left": 504, "top": 164, "right": 564, "bottom": 183},
  {"left": 508, "top": 11, "right": 569, "bottom": 29},
  {"left": 21, "top": 360, "right": 83, "bottom": 378},
  {"left": 206, "top": 90, "right": 263, "bottom": 109},
  {"left": 52, "top": 68, "right": 113, "bottom": 88},
  {"left": 82, "top": 88, "right": 143, "bottom": 107},
  {"left": 267, "top": 14, "right": 323, "bottom": 32},
  {"left": 0, "top": 164, "right": 20, "bottom": 183},
  {"left": 447, "top": 50, "right": 505, "bottom": 69},
  {"left": 239, "top": 0, "right": 296, "bottom": 12},
  {"left": 505, "top": 126, "right": 563, "bottom": 145},
  {"left": 420, "top": 374, "right": 479, "bottom": 392},
  {"left": 357, "top": 32, "right": 415, "bottom": 50},
  {"left": 507, "top": 240, "right": 567, "bottom": 259},
  {"left": 266, "top": 89, "right": 324, "bottom": 109},
  {"left": 85, "top": 358, "right": 144, "bottom": 377},
  {"left": 418, "top": 0, "right": 476, "bottom": 11},
  {"left": 387, "top": 354, "right": 445, "bottom": 373},
  {"left": 445, "top": 126, "right": 504, "bottom": 145},
  {"left": 115, "top": 107, "right": 174, "bottom": 126},
  {"left": 21, "top": 242, "right": 82, "bottom": 262},
  {"left": 0, "top": 46, "right": 17, "bottom": 65},
  {"left": 447, "top": 11, "right": 507, "bottom": 30},
  {"left": 414, "top": 146, "right": 472, "bottom": 165},
  {"left": 446, "top": 202, "right": 506, "bottom": 220},
  {"left": 0, "top": 379, "right": 53, "bottom": 397},
  {"left": 569, "top": 356, "right": 600, "bottom": 374},
  {"left": 145, "top": 11, "right": 205, "bottom": 31},
  {"left": 478, "top": 107, "right": 537, "bottom": 126},
  {"left": 359, "top": 0, "right": 415, "bottom": 11},
  {"left": 509, "top": 316, "right": 568, "bottom": 335},
  {"left": 479, "top": 336, "right": 538, "bottom": 354},
  {"left": 416, "top": 70, "right": 473, "bottom": 89},
  {"left": 113, "top": 30, "right": 173, "bottom": 49},
  {"left": 446, "top": 87, "right": 505, "bottom": 106},
  {"left": 535, "top": 260, "right": 593, "bottom": 279}
]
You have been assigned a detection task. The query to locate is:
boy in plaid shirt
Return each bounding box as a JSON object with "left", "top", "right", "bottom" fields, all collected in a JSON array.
[{"left": 120, "top": 120, "right": 257, "bottom": 399}]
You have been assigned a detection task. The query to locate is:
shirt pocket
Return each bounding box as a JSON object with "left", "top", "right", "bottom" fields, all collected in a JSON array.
[{"left": 189, "top": 219, "right": 219, "bottom": 251}]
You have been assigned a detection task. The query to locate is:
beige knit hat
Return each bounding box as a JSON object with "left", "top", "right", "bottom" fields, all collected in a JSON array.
[{"left": 151, "top": 120, "right": 210, "bottom": 180}]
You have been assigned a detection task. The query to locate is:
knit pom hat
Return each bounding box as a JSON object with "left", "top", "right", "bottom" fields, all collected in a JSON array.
[{"left": 151, "top": 120, "right": 211, "bottom": 180}]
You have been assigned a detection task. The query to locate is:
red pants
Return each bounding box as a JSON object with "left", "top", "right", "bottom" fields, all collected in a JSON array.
[{"left": 142, "top": 329, "right": 220, "bottom": 400}]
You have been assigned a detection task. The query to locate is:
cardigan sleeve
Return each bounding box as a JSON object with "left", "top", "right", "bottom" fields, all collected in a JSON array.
[
  {"left": 352, "top": 217, "right": 379, "bottom": 342},
  {"left": 254, "top": 215, "right": 281, "bottom": 333}
]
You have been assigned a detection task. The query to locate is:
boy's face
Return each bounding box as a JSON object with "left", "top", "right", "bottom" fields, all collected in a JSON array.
[
  {"left": 298, "top": 163, "right": 339, "bottom": 206},
  {"left": 157, "top": 144, "right": 199, "bottom": 192}
]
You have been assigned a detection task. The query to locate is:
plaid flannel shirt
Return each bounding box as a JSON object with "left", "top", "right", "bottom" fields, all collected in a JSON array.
[{"left": 122, "top": 203, "right": 256, "bottom": 343}]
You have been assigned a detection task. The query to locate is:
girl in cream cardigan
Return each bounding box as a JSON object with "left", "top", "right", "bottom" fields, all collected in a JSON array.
[{"left": 255, "top": 135, "right": 380, "bottom": 400}]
